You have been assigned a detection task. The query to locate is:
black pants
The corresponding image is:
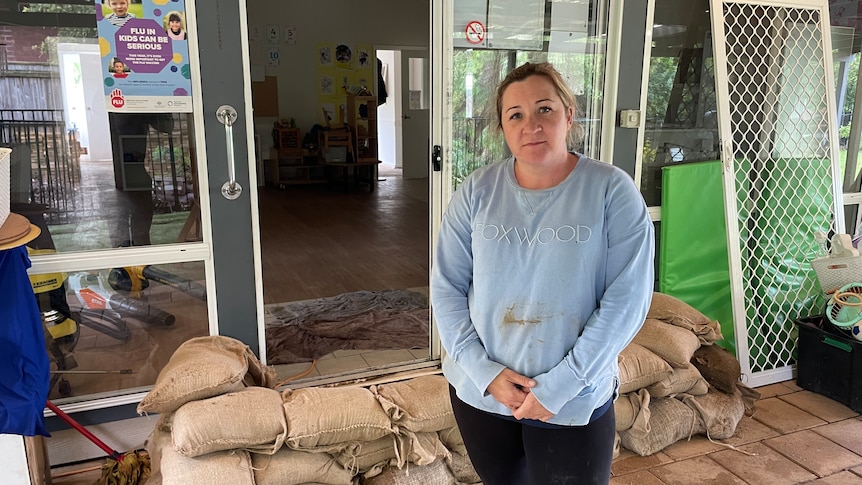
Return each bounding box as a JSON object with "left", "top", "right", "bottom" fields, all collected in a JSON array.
[{"left": 449, "top": 386, "right": 615, "bottom": 485}]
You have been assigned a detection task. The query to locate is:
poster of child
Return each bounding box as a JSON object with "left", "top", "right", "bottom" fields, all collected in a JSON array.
[
  {"left": 110, "top": 58, "right": 130, "bottom": 78},
  {"left": 104, "top": 0, "right": 137, "bottom": 27},
  {"left": 96, "top": 0, "right": 192, "bottom": 112},
  {"left": 163, "top": 11, "right": 188, "bottom": 40}
]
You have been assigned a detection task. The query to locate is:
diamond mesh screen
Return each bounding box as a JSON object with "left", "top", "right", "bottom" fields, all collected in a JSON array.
[{"left": 721, "top": 2, "right": 835, "bottom": 376}]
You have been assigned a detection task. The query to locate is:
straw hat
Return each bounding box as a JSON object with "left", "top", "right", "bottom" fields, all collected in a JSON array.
[
  {"left": 0, "top": 212, "right": 40, "bottom": 251},
  {"left": 0, "top": 147, "right": 40, "bottom": 251}
]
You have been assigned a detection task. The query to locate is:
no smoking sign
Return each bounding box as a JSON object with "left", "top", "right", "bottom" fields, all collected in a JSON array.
[{"left": 465, "top": 20, "right": 485, "bottom": 45}]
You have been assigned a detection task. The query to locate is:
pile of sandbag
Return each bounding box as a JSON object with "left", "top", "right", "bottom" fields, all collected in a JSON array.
[
  {"left": 138, "top": 336, "right": 478, "bottom": 485},
  {"left": 615, "top": 292, "right": 760, "bottom": 456},
  {"left": 139, "top": 292, "right": 760, "bottom": 483}
]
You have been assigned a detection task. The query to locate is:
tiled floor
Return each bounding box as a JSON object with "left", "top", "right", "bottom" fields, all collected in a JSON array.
[
  {"left": 50, "top": 379, "right": 862, "bottom": 484},
  {"left": 610, "top": 380, "right": 862, "bottom": 484}
]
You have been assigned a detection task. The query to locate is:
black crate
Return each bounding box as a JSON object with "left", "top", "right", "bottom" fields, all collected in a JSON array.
[{"left": 795, "top": 316, "right": 862, "bottom": 413}]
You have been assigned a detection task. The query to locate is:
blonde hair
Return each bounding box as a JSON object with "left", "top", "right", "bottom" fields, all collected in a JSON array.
[{"left": 495, "top": 62, "right": 583, "bottom": 147}]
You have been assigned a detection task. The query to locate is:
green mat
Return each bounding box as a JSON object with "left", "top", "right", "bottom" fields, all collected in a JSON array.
[{"left": 660, "top": 160, "right": 735, "bottom": 353}]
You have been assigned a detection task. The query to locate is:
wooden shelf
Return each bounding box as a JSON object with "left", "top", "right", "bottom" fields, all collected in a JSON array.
[
  {"left": 347, "top": 94, "right": 378, "bottom": 163},
  {"left": 268, "top": 147, "right": 324, "bottom": 187}
]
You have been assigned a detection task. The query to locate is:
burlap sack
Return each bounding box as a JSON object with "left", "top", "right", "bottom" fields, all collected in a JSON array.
[
  {"left": 445, "top": 452, "right": 481, "bottom": 484},
  {"left": 618, "top": 343, "right": 673, "bottom": 394},
  {"left": 137, "top": 336, "right": 277, "bottom": 414},
  {"left": 645, "top": 364, "right": 709, "bottom": 398},
  {"left": 143, "top": 419, "right": 172, "bottom": 485},
  {"left": 647, "top": 292, "right": 723, "bottom": 344},
  {"left": 614, "top": 388, "right": 650, "bottom": 432},
  {"left": 690, "top": 343, "right": 741, "bottom": 393},
  {"left": 364, "top": 457, "right": 457, "bottom": 485},
  {"left": 403, "top": 430, "right": 451, "bottom": 466},
  {"left": 437, "top": 426, "right": 466, "bottom": 456},
  {"left": 282, "top": 386, "right": 397, "bottom": 452},
  {"left": 619, "top": 396, "right": 705, "bottom": 456},
  {"left": 251, "top": 446, "right": 355, "bottom": 485},
  {"left": 335, "top": 434, "right": 404, "bottom": 478},
  {"left": 373, "top": 375, "right": 456, "bottom": 433},
  {"left": 632, "top": 318, "right": 701, "bottom": 368},
  {"left": 680, "top": 386, "right": 746, "bottom": 440},
  {"left": 160, "top": 441, "right": 255, "bottom": 484},
  {"left": 171, "top": 387, "right": 287, "bottom": 457}
]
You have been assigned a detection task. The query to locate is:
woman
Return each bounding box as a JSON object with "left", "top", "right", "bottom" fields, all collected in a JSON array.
[{"left": 431, "top": 61, "right": 654, "bottom": 484}]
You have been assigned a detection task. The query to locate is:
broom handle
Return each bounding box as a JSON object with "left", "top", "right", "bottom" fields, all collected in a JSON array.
[{"left": 45, "top": 401, "right": 123, "bottom": 460}]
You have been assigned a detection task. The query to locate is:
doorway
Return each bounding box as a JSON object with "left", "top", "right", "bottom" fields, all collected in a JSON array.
[{"left": 250, "top": 4, "right": 433, "bottom": 382}]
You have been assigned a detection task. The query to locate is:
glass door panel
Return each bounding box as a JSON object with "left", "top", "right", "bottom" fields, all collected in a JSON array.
[
  {"left": 1, "top": 0, "right": 254, "bottom": 407},
  {"left": 2, "top": 4, "right": 203, "bottom": 254},
  {"left": 448, "top": 0, "right": 610, "bottom": 190},
  {"left": 641, "top": 0, "right": 719, "bottom": 206},
  {"left": 39, "top": 261, "right": 208, "bottom": 400},
  {"left": 246, "top": 3, "right": 434, "bottom": 385}
]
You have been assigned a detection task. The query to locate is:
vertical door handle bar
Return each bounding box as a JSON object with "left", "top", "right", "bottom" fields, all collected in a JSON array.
[{"left": 217, "top": 105, "right": 242, "bottom": 200}]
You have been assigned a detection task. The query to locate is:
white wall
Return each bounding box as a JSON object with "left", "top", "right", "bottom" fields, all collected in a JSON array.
[
  {"left": 377, "top": 50, "right": 398, "bottom": 168},
  {"left": 245, "top": 0, "right": 428, "bottom": 174}
]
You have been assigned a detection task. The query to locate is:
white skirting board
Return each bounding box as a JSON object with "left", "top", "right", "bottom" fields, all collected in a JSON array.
[
  {"left": 46, "top": 414, "right": 157, "bottom": 466},
  {"left": 0, "top": 434, "right": 31, "bottom": 484}
]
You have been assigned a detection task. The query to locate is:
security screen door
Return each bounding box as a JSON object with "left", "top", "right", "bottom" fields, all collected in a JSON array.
[{"left": 710, "top": 0, "right": 844, "bottom": 386}]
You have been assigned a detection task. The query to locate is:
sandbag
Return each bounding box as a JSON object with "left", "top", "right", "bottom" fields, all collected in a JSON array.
[
  {"left": 614, "top": 388, "right": 650, "bottom": 432},
  {"left": 282, "top": 386, "right": 397, "bottom": 453},
  {"left": 619, "top": 396, "right": 704, "bottom": 456},
  {"left": 632, "top": 318, "right": 701, "bottom": 368},
  {"left": 437, "top": 426, "right": 466, "bottom": 456},
  {"left": 646, "top": 364, "right": 709, "bottom": 398},
  {"left": 681, "top": 386, "right": 746, "bottom": 440},
  {"left": 647, "top": 292, "right": 723, "bottom": 344},
  {"left": 618, "top": 343, "right": 673, "bottom": 394},
  {"left": 690, "top": 343, "right": 741, "bottom": 393},
  {"left": 251, "top": 446, "right": 355, "bottom": 485},
  {"left": 373, "top": 375, "right": 456, "bottom": 433},
  {"left": 402, "top": 430, "right": 451, "bottom": 466},
  {"left": 445, "top": 452, "right": 481, "bottom": 484},
  {"left": 160, "top": 439, "right": 256, "bottom": 485},
  {"left": 137, "top": 336, "right": 276, "bottom": 414},
  {"left": 171, "top": 387, "right": 287, "bottom": 457},
  {"left": 334, "top": 434, "right": 403, "bottom": 478},
  {"left": 364, "top": 457, "right": 457, "bottom": 485}
]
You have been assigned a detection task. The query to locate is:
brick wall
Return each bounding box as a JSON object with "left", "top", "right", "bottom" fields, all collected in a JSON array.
[{"left": 0, "top": 26, "right": 59, "bottom": 63}]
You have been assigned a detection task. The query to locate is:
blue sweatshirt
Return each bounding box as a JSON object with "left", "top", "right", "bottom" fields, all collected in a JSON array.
[{"left": 431, "top": 155, "right": 654, "bottom": 426}]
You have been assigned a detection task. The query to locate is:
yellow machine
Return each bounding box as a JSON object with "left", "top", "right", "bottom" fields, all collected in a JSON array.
[{"left": 28, "top": 248, "right": 77, "bottom": 342}]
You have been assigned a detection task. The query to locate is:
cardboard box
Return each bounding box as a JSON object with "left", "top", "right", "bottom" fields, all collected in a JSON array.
[{"left": 795, "top": 316, "right": 862, "bottom": 413}]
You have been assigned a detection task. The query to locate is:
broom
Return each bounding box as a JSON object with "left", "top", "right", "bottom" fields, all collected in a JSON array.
[{"left": 46, "top": 400, "right": 150, "bottom": 485}]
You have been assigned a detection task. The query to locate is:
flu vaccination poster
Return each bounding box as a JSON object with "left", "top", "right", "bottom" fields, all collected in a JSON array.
[{"left": 96, "top": 0, "right": 192, "bottom": 112}]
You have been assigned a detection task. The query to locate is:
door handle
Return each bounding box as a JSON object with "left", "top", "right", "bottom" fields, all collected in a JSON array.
[
  {"left": 403, "top": 115, "right": 412, "bottom": 119},
  {"left": 216, "top": 105, "right": 242, "bottom": 200}
]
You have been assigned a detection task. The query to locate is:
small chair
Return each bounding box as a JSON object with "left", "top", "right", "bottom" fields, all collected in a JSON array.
[{"left": 320, "top": 127, "right": 354, "bottom": 163}]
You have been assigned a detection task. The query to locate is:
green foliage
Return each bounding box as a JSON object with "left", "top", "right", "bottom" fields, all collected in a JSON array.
[
  {"left": 449, "top": 49, "right": 606, "bottom": 189},
  {"left": 840, "top": 124, "right": 852, "bottom": 141},
  {"left": 646, "top": 56, "right": 678, "bottom": 124}
]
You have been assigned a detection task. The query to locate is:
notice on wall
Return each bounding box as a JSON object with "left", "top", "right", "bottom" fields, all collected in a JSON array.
[{"left": 96, "top": 0, "right": 193, "bottom": 112}]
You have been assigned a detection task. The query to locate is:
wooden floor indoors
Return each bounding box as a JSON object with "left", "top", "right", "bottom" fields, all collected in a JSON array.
[{"left": 258, "top": 163, "right": 430, "bottom": 305}]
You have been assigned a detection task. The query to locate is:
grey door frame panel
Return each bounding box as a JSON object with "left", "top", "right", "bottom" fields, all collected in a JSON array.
[
  {"left": 196, "top": 0, "right": 260, "bottom": 356},
  {"left": 612, "top": 0, "right": 648, "bottom": 178}
]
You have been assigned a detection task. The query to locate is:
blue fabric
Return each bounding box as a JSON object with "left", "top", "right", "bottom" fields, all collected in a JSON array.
[{"left": 0, "top": 245, "right": 50, "bottom": 436}]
